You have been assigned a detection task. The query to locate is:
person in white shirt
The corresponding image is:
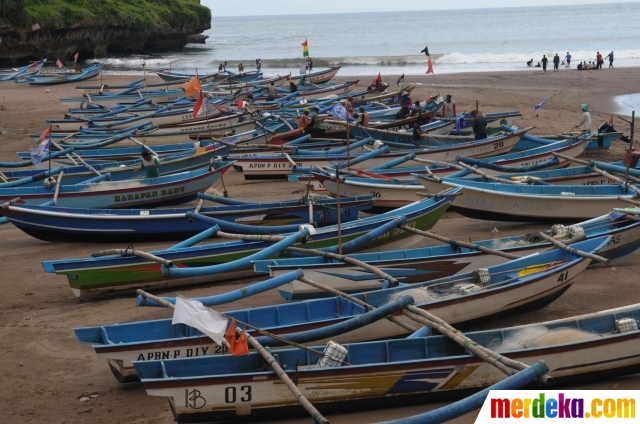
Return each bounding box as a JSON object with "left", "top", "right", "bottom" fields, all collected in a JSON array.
[{"left": 577, "top": 104, "right": 591, "bottom": 133}]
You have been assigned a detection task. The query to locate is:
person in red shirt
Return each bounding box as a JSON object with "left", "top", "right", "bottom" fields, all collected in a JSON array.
[
  {"left": 298, "top": 107, "right": 312, "bottom": 130},
  {"left": 596, "top": 52, "right": 603, "bottom": 69}
]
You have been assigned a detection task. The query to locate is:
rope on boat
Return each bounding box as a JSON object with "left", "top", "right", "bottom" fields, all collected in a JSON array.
[
  {"left": 0, "top": 197, "right": 20, "bottom": 209},
  {"left": 90, "top": 246, "right": 174, "bottom": 267},
  {"left": 135, "top": 289, "right": 331, "bottom": 424},
  {"left": 455, "top": 161, "right": 525, "bottom": 185},
  {"left": 215, "top": 231, "right": 287, "bottom": 242}
]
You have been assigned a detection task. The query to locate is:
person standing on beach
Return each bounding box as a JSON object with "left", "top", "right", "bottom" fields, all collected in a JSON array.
[
  {"left": 309, "top": 58, "right": 313, "bottom": 71},
  {"left": 266, "top": 82, "right": 276, "bottom": 101},
  {"left": 471, "top": 110, "right": 487, "bottom": 140},
  {"left": 577, "top": 104, "right": 591, "bottom": 133},
  {"left": 345, "top": 96, "right": 355, "bottom": 118},
  {"left": 605, "top": 51, "right": 614, "bottom": 68},
  {"left": 565, "top": 52, "right": 571, "bottom": 67},
  {"left": 541, "top": 55, "right": 548, "bottom": 72},
  {"left": 553, "top": 54, "right": 560, "bottom": 71},
  {"left": 441, "top": 94, "right": 456, "bottom": 118},
  {"left": 596, "top": 52, "right": 603, "bottom": 69}
]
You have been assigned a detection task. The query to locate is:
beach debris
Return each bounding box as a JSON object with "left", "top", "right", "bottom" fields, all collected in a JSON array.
[
  {"left": 79, "top": 397, "right": 90, "bottom": 402},
  {"left": 491, "top": 227, "right": 499, "bottom": 234}
]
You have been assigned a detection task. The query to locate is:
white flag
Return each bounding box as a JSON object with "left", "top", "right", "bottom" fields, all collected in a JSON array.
[{"left": 172, "top": 297, "right": 228, "bottom": 344}]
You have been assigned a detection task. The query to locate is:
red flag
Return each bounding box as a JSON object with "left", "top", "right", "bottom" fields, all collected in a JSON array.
[
  {"left": 371, "top": 72, "right": 382, "bottom": 86},
  {"left": 38, "top": 127, "right": 52, "bottom": 145},
  {"left": 426, "top": 57, "right": 434, "bottom": 75},
  {"left": 56, "top": 59, "right": 63, "bottom": 69},
  {"left": 224, "top": 318, "right": 250, "bottom": 356},
  {"left": 73, "top": 52, "right": 79, "bottom": 63},
  {"left": 193, "top": 91, "right": 204, "bottom": 118},
  {"left": 29, "top": 61, "right": 38, "bottom": 68}
]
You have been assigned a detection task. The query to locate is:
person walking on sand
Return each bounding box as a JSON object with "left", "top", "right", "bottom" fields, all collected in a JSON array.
[
  {"left": 565, "top": 52, "right": 571, "bottom": 67},
  {"left": 577, "top": 104, "right": 591, "bottom": 134},
  {"left": 541, "top": 55, "right": 548, "bottom": 72},
  {"left": 553, "top": 53, "right": 560, "bottom": 71},
  {"left": 605, "top": 51, "right": 614, "bottom": 68},
  {"left": 596, "top": 52, "right": 603, "bottom": 69},
  {"left": 471, "top": 110, "right": 487, "bottom": 140}
]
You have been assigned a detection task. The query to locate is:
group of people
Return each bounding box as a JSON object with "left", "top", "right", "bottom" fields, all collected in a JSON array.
[
  {"left": 305, "top": 58, "right": 314, "bottom": 71},
  {"left": 255, "top": 58, "right": 262, "bottom": 71},
  {"left": 527, "top": 51, "right": 614, "bottom": 71}
]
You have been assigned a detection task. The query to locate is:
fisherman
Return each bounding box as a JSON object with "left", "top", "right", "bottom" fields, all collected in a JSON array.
[
  {"left": 596, "top": 52, "right": 603, "bottom": 69},
  {"left": 541, "top": 55, "right": 548, "bottom": 72},
  {"left": 410, "top": 100, "right": 422, "bottom": 116},
  {"left": 289, "top": 80, "right": 298, "bottom": 93},
  {"left": 345, "top": 96, "right": 354, "bottom": 118},
  {"left": 471, "top": 109, "right": 487, "bottom": 140},
  {"left": 138, "top": 150, "right": 160, "bottom": 178},
  {"left": 266, "top": 81, "right": 277, "bottom": 101},
  {"left": 298, "top": 107, "right": 313, "bottom": 131},
  {"left": 306, "top": 106, "right": 326, "bottom": 134},
  {"left": 257, "top": 58, "right": 262, "bottom": 71},
  {"left": 223, "top": 61, "right": 228, "bottom": 71},
  {"left": 412, "top": 115, "right": 426, "bottom": 148},
  {"left": 441, "top": 94, "right": 456, "bottom": 118},
  {"left": 397, "top": 91, "right": 412, "bottom": 119},
  {"left": 356, "top": 105, "right": 369, "bottom": 126},
  {"left": 577, "top": 104, "right": 591, "bottom": 133},
  {"left": 553, "top": 53, "right": 560, "bottom": 71},
  {"left": 238, "top": 63, "right": 244, "bottom": 72},
  {"left": 309, "top": 58, "right": 313, "bottom": 71}
]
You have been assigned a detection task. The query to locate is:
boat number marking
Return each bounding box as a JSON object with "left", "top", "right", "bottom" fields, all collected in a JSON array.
[
  {"left": 557, "top": 271, "right": 569, "bottom": 282},
  {"left": 225, "top": 385, "right": 252, "bottom": 403},
  {"left": 185, "top": 388, "right": 206, "bottom": 409},
  {"left": 493, "top": 141, "right": 504, "bottom": 149},
  {"left": 607, "top": 235, "right": 621, "bottom": 246},
  {"left": 370, "top": 191, "right": 381, "bottom": 198}
]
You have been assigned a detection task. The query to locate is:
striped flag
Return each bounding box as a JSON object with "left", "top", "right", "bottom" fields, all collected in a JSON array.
[
  {"left": 301, "top": 39, "right": 309, "bottom": 58},
  {"left": 56, "top": 58, "right": 64, "bottom": 68},
  {"left": 193, "top": 91, "right": 204, "bottom": 118},
  {"left": 534, "top": 98, "right": 549, "bottom": 111},
  {"left": 73, "top": 52, "right": 79, "bottom": 63},
  {"left": 31, "top": 127, "right": 52, "bottom": 167}
]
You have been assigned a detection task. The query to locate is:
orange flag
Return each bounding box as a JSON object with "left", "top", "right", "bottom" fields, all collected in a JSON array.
[
  {"left": 224, "top": 318, "right": 250, "bottom": 356},
  {"left": 193, "top": 91, "right": 204, "bottom": 118},
  {"left": 183, "top": 76, "right": 202, "bottom": 97},
  {"left": 426, "top": 57, "right": 434, "bottom": 75}
]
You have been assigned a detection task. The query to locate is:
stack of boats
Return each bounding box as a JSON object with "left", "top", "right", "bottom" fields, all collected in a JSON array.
[{"left": 3, "top": 64, "right": 640, "bottom": 423}]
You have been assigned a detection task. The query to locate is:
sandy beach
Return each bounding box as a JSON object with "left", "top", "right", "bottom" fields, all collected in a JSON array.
[{"left": 1, "top": 67, "right": 639, "bottom": 424}]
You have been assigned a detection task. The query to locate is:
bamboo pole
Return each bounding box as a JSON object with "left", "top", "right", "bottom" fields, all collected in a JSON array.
[
  {"left": 193, "top": 198, "right": 205, "bottom": 214},
  {"left": 91, "top": 247, "right": 174, "bottom": 267},
  {"left": 0, "top": 172, "right": 8, "bottom": 183},
  {"left": 536, "top": 232, "right": 609, "bottom": 264},
  {"left": 617, "top": 196, "right": 640, "bottom": 207},
  {"left": 128, "top": 136, "right": 157, "bottom": 156},
  {"left": 590, "top": 166, "right": 640, "bottom": 196},
  {"left": 416, "top": 191, "right": 463, "bottom": 198},
  {"left": 216, "top": 232, "right": 287, "bottom": 242},
  {"left": 411, "top": 157, "right": 465, "bottom": 170},
  {"left": 52, "top": 170, "right": 64, "bottom": 204},
  {"left": 286, "top": 246, "right": 400, "bottom": 286},
  {"left": 551, "top": 151, "right": 589, "bottom": 165},
  {"left": 400, "top": 226, "right": 522, "bottom": 259},
  {"left": 298, "top": 276, "right": 417, "bottom": 332},
  {"left": 0, "top": 197, "right": 20, "bottom": 209},
  {"left": 51, "top": 141, "right": 102, "bottom": 177},
  {"left": 455, "top": 162, "right": 524, "bottom": 185},
  {"left": 135, "top": 289, "right": 330, "bottom": 424},
  {"left": 552, "top": 152, "right": 640, "bottom": 184}
]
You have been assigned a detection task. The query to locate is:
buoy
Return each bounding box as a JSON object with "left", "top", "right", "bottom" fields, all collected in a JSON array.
[{"left": 46, "top": 89, "right": 50, "bottom": 93}]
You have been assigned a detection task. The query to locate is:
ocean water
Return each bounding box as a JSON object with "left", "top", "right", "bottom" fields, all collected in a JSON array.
[{"left": 94, "top": 2, "right": 640, "bottom": 77}]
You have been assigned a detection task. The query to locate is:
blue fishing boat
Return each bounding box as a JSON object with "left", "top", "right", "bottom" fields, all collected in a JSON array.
[
  {"left": 41, "top": 193, "right": 456, "bottom": 297},
  {"left": 20, "top": 62, "right": 105, "bottom": 85},
  {"left": 0, "top": 59, "right": 47, "bottom": 81},
  {"left": 73, "top": 237, "right": 607, "bottom": 382},
  {"left": 1, "top": 195, "right": 373, "bottom": 242},
  {"left": 133, "top": 300, "right": 640, "bottom": 422},
  {"left": 0, "top": 165, "right": 230, "bottom": 209}
]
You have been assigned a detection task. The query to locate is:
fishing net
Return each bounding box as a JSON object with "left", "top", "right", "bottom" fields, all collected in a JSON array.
[
  {"left": 390, "top": 282, "right": 484, "bottom": 305},
  {"left": 487, "top": 325, "right": 599, "bottom": 352}
]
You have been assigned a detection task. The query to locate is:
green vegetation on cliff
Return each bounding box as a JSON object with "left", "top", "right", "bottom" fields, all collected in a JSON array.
[{"left": 1, "top": 0, "right": 211, "bottom": 31}]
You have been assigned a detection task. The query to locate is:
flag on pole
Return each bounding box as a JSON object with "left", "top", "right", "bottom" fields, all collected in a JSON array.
[
  {"left": 371, "top": 73, "right": 382, "bottom": 87},
  {"left": 396, "top": 74, "right": 404, "bottom": 85},
  {"left": 330, "top": 102, "right": 348, "bottom": 120},
  {"left": 172, "top": 297, "right": 228, "bottom": 345},
  {"left": 193, "top": 91, "right": 204, "bottom": 118},
  {"left": 421, "top": 45, "right": 434, "bottom": 74},
  {"left": 183, "top": 76, "right": 202, "bottom": 97},
  {"left": 56, "top": 58, "right": 64, "bottom": 69},
  {"left": 224, "top": 318, "right": 250, "bottom": 356},
  {"left": 73, "top": 52, "right": 79, "bottom": 63},
  {"left": 31, "top": 127, "right": 52, "bottom": 167},
  {"left": 301, "top": 39, "right": 309, "bottom": 58},
  {"left": 534, "top": 98, "right": 549, "bottom": 111}
]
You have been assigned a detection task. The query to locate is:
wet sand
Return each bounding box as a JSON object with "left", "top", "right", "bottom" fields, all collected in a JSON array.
[{"left": 0, "top": 68, "right": 639, "bottom": 424}]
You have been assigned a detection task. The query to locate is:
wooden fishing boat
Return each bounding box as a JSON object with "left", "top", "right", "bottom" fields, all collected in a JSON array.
[
  {"left": 73, "top": 236, "right": 606, "bottom": 382},
  {"left": 0, "top": 59, "right": 47, "bottom": 82},
  {"left": 254, "top": 80, "right": 359, "bottom": 102},
  {"left": 41, "top": 193, "right": 456, "bottom": 297},
  {"left": 0, "top": 165, "right": 230, "bottom": 208},
  {"left": 156, "top": 69, "right": 262, "bottom": 83},
  {"left": 58, "top": 85, "right": 201, "bottom": 108},
  {"left": 1, "top": 195, "right": 373, "bottom": 242},
  {"left": 21, "top": 62, "right": 105, "bottom": 85},
  {"left": 508, "top": 124, "right": 623, "bottom": 152},
  {"left": 133, "top": 299, "right": 640, "bottom": 422},
  {"left": 258, "top": 213, "right": 640, "bottom": 299},
  {"left": 289, "top": 67, "right": 341, "bottom": 84},
  {"left": 417, "top": 175, "right": 640, "bottom": 222},
  {"left": 232, "top": 129, "right": 529, "bottom": 180}
]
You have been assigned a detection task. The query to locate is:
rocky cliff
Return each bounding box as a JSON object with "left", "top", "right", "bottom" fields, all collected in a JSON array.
[{"left": 0, "top": 0, "right": 211, "bottom": 65}]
